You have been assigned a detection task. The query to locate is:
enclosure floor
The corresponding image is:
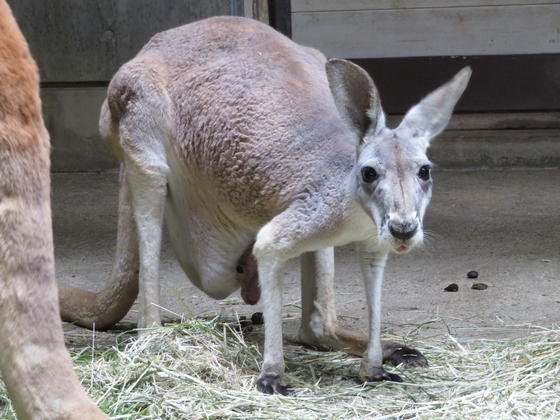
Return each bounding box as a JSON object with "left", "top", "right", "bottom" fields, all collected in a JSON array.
[{"left": 53, "top": 169, "right": 560, "bottom": 341}]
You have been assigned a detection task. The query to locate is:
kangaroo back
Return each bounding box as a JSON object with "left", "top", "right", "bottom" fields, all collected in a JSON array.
[{"left": 108, "top": 17, "right": 355, "bottom": 224}]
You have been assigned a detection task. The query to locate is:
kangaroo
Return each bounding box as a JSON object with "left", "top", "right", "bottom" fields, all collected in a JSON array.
[
  {"left": 0, "top": 1, "right": 107, "bottom": 418},
  {"left": 59, "top": 16, "right": 471, "bottom": 394}
]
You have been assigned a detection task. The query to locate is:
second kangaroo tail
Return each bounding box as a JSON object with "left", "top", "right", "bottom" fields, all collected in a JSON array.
[{"left": 59, "top": 165, "right": 139, "bottom": 330}]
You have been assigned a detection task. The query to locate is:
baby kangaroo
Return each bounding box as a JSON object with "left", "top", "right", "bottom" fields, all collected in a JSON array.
[{"left": 59, "top": 16, "right": 471, "bottom": 394}]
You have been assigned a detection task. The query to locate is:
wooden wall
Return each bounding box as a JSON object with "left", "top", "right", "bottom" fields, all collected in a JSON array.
[
  {"left": 292, "top": 0, "right": 560, "bottom": 58},
  {"left": 291, "top": 0, "right": 560, "bottom": 167},
  {"left": 292, "top": 0, "right": 560, "bottom": 115}
]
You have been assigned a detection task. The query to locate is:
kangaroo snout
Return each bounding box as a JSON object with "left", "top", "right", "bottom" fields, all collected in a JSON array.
[{"left": 388, "top": 220, "right": 418, "bottom": 241}]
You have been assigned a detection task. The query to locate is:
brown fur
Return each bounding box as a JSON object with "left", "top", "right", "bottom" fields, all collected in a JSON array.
[{"left": 0, "top": 1, "right": 106, "bottom": 418}]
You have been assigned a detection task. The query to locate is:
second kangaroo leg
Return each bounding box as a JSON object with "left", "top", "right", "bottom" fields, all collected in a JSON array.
[{"left": 298, "top": 248, "right": 427, "bottom": 367}]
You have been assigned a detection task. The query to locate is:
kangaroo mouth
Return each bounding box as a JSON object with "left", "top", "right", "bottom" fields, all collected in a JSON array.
[{"left": 396, "top": 245, "right": 409, "bottom": 253}]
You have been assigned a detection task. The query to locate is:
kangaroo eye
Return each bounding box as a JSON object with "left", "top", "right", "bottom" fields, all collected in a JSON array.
[
  {"left": 418, "top": 165, "right": 431, "bottom": 181},
  {"left": 361, "top": 166, "right": 379, "bottom": 183}
]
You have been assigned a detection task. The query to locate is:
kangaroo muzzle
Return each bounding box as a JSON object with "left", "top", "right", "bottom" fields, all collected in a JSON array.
[{"left": 388, "top": 220, "right": 418, "bottom": 241}]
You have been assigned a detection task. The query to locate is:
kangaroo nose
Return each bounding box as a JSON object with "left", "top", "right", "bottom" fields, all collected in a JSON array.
[{"left": 389, "top": 221, "right": 418, "bottom": 240}]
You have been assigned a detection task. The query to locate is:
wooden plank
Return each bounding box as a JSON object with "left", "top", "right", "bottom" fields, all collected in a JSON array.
[
  {"left": 243, "top": 0, "right": 254, "bottom": 17},
  {"left": 447, "top": 113, "right": 560, "bottom": 130},
  {"left": 431, "top": 129, "right": 560, "bottom": 168},
  {"left": 351, "top": 54, "right": 560, "bottom": 113},
  {"left": 292, "top": 5, "right": 560, "bottom": 58},
  {"left": 292, "top": 0, "right": 560, "bottom": 13},
  {"left": 244, "top": 0, "right": 270, "bottom": 23},
  {"left": 387, "top": 112, "right": 560, "bottom": 131}
]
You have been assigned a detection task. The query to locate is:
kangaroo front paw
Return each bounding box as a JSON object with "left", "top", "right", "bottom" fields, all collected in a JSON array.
[
  {"left": 383, "top": 343, "right": 428, "bottom": 367},
  {"left": 256, "top": 374, "right": 294, "bottom": 395},
  {"left": 360, "top": 367, "right": 403, "bottom": 383}
]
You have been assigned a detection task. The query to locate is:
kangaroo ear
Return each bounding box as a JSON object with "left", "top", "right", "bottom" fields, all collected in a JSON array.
[
  {"left": 326, "top": 59, "right": 385, "bottom": 143},
  {"left": 397, "top": 66, "right": 472, "bottom": 149}
]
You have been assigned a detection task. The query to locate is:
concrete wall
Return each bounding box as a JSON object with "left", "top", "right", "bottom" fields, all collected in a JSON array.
[
  {"left": 289, "top": 0, "right": 560, "bottom": 168},
  {"left": 9, "top": 0, "right": 240, "bottom": 171},
  {"left": 42, "top": 88, "right": 111, "bottom": 171}
]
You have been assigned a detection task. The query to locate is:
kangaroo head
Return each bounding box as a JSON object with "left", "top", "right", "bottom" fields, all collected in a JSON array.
[{"left": 326, "top": 60, "right": 471, "bottom": 253}]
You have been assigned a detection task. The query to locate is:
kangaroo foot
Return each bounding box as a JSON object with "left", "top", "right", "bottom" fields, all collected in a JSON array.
[
  {"left": 382, "top": 341, "right": 428, "bottom": 367},
  {"left": 256, "top": 374, "right": 294, "bottom": 395}
]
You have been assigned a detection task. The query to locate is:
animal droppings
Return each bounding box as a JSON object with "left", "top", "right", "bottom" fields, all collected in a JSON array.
[
  {"left": 471, "top": 283, "right": 488, "bottom": 290},
  {"left": 251, "top": 312, "right": 264, "bottom": 325},
  {"left": 467, "top": 271, "right": 479, "bottom": 279},
  {"left": 444, "top": 283, "right": 459, "bottom": 292}
]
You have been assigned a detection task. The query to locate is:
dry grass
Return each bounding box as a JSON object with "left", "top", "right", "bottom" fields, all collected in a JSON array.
[{"left": 1, "top": 317, "right": 559, "bottom": 419}]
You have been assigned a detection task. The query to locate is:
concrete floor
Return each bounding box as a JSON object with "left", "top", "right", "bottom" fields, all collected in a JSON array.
[{"left": 53, "top": 169, "right": 560, "bottom": 341}]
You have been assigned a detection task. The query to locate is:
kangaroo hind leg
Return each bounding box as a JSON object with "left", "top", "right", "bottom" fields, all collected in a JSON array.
[
  {"left": 298, "top": 248, "right": 428, "bottom": 369},
  {"left": 115, "top": 76, "right": 170, "bottom": 331},
  {"left": 298, "top": 247, "right": 365, "bottom": 354}
]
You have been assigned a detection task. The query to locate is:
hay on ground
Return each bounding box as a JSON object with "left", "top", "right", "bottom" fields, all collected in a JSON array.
[{"left": 1, "top": 317, "right": 559, "bottom": 419}]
